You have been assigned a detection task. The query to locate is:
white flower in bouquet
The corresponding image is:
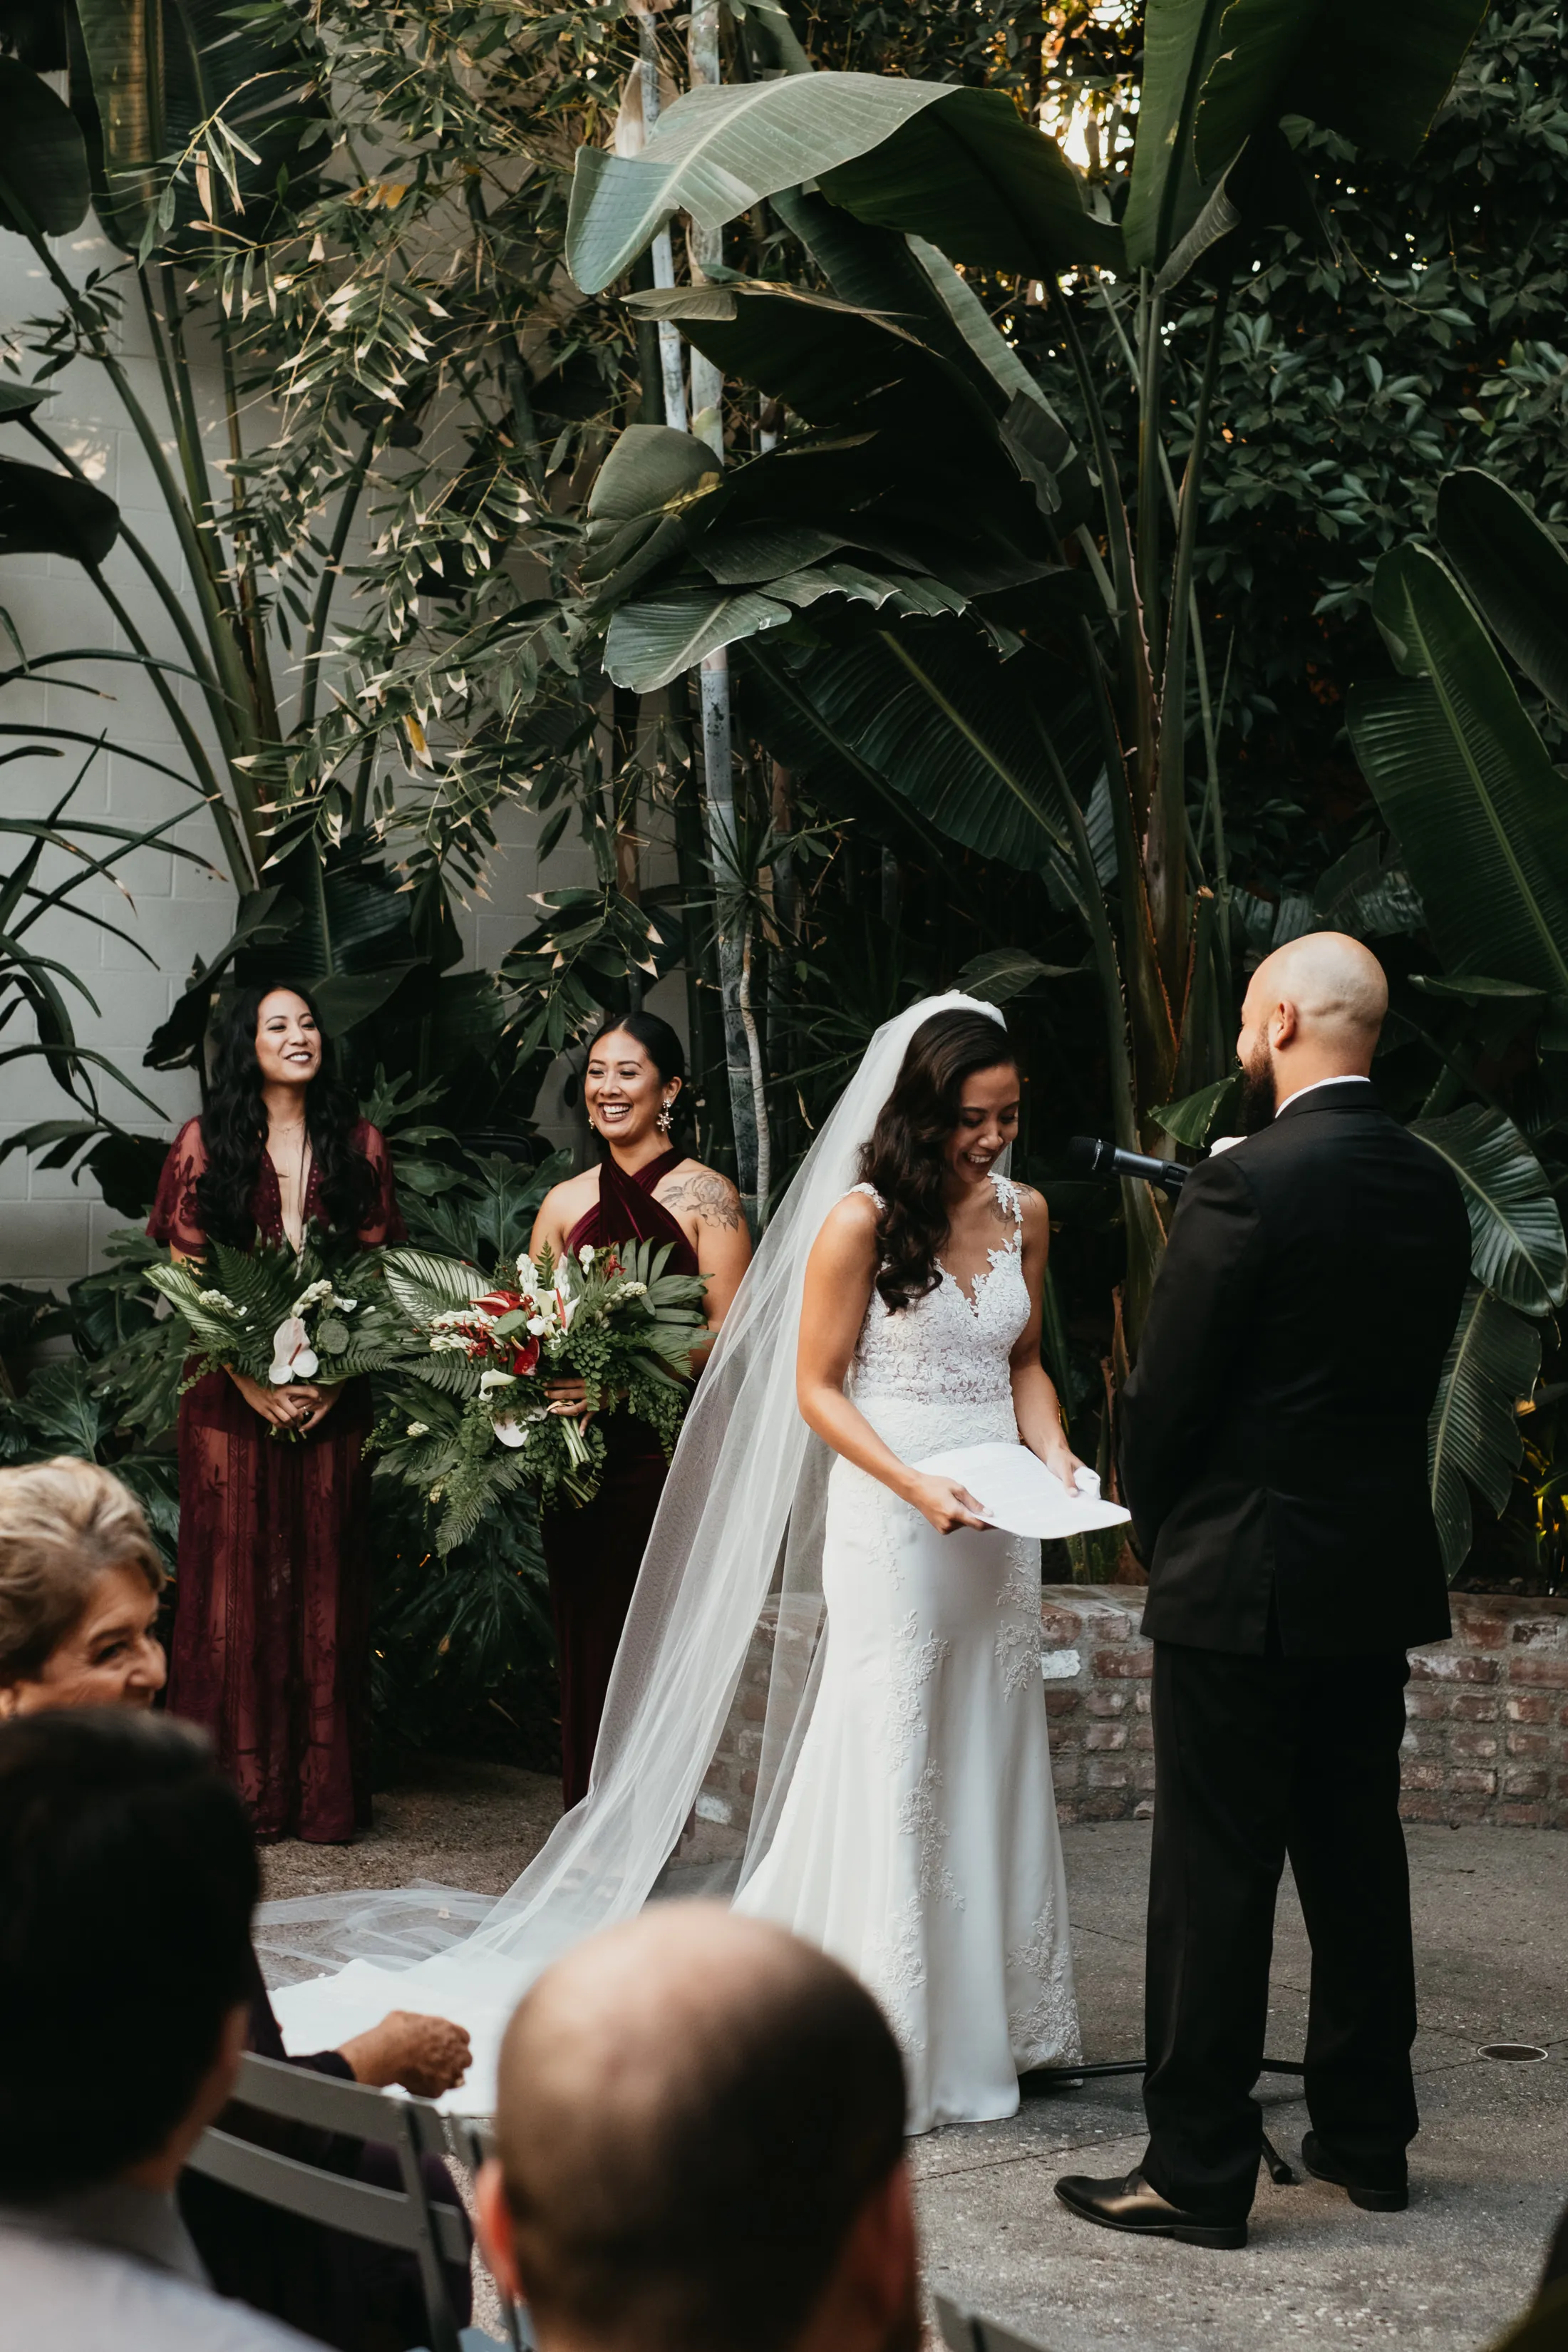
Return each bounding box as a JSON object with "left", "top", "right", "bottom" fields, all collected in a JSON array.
[
  {"left": 290, "top": 1278, "right": 334, "bottom": 1315},
  {"left": 578, "top": 1243, "right": 594, "bottom": 1268},
  {"left": 479, "top": 1369, "right": 517, "bottom": 1394},
  {"left": 515, "top": 1254, "right": 538, "bottom": 1291},
  {"left": 269, "top": 1316, "right": 319, "bottom": 1384},
  {"left": 526, "top": 1314, "right": 549, "bottom": 1336},
  {"left": 493, "top": 1417, "right": 528, "bottom": 1449},
  {"left": 197, "top": 1289, "right": 237, "bottom": 1311},
  {"left": 406, "top": 1420, "right": 430, "bottom": 1438}
]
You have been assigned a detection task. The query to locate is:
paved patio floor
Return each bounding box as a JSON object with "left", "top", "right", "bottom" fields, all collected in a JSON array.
[{"left": 263, "top": 1768, "right": 1567, "bottom": 2352}]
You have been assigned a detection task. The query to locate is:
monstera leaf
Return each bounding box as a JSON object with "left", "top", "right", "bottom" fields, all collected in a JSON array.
[{"left": 1428, "top": 1281, "right": 1539, "bottom": 1579}]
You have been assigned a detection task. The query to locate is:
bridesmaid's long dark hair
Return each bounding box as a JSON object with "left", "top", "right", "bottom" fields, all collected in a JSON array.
[
  {"left": 196, "top": 983, "right": 377, "bottom": 1247},
  {"left": 857, "top": 1009, "right": 1018, "bottom": 1314}
]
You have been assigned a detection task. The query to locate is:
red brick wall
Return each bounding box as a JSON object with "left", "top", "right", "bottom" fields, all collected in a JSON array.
[{"left": 1041, "top": 1586, "right": 1568, "bottom": 1828}]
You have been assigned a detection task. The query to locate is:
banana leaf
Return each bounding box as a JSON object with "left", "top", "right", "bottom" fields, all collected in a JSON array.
[
  {"left": 567, "top": 73, "right": 1114, "bottom": 297},
  {"left": 1346, "top": 546, "right": 1568, "bottom": 996},
  {"left": 1435, "top": 468, "right": 1568, "bottom": 718},
  {"left": 1410, "top": 1104, "right": 1568, "bottom": 1316},
  {"left": 0, "top": 56, "right": 91, "bottom": 234},
  {"left": 1428, "top": 1280, "right": 1539, "bottom": 1579}
]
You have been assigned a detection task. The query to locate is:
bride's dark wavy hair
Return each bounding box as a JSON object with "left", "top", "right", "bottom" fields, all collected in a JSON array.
[
  {"left": 195, "top": 983, "right": 377, "bottom": 1248},
  {"left": 857, "top": 1009, "right": 1018, "bottom": 1314}
]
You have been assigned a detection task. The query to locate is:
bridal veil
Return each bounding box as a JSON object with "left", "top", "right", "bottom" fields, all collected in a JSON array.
[{"left": 265, "top": 992, "right": 1007, "bottom": 2105}]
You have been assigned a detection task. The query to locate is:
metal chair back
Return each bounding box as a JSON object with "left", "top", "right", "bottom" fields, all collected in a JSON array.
[{"left": 186, "top": 2051, "right": 474, "bottom": 2352}]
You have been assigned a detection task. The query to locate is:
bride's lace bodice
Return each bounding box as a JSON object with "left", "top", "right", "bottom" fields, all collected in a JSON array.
[{"left": 845, "top": 1173, "right": 1026, "bottom": 1457}]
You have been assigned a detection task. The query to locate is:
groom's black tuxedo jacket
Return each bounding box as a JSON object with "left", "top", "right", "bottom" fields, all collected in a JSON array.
[{"left": 1120, "top": 1079, "right": 1471, "bottom": 1656}]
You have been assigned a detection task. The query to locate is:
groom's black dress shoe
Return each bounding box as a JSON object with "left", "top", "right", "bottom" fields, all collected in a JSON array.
[
  {"left": 1053, "top": 2168, "right": 1247, "bottom": 2249},
  {"left": 1300, "top": 2131, "right": 1408, "bottom": 2212}
]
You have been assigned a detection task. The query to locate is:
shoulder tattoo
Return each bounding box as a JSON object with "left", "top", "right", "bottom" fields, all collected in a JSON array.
[{"left": 656, "top": 1170, "right": 743, "bottom": 1231}]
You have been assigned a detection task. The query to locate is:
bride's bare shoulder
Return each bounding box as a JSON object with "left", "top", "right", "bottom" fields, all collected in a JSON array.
[{"left": 815, "top": 1188, "right": 882, "bottom": 1258}]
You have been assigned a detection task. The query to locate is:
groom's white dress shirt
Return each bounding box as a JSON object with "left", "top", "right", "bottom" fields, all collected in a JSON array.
[{"left": 0, "top": 2178, "right": 318, "bottom": 2352}]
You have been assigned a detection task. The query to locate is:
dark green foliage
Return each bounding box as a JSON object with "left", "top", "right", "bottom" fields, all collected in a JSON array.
[{"left": 369, "top": 1475, "right": 558, "bottom": 1778}]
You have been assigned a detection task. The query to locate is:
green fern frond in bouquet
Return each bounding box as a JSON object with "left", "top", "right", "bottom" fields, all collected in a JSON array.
[
  {"left": 147, "top": 1227, "right": 410, "bottom": 1440},
  {"left": 371, "top": 1235, "right": 708, "bottom": 1550}
]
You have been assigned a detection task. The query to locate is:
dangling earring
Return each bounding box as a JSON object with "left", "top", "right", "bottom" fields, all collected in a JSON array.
[
  {"left": 657, "top": 1101, "right": 674, "bottom": 1135},
  {"left": 587, "top": 1110, "right": 598, "bottom": 1134}
]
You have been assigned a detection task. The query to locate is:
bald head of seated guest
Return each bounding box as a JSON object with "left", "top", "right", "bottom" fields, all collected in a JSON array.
[
  {"left": 476, "top": 1905, "right": 918, "bottom": 2352},
  {"left": 1236, "top": 929, "right": 1390, "bottom": 1129}
]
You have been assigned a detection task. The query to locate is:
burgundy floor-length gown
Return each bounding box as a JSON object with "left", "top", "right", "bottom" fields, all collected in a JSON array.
[
  {"left": 542, "top": 1146, "right": 701, "bottom": 1809},
  {"left": 148, "top": 1118, "right": 406, "bottom": 1843}
]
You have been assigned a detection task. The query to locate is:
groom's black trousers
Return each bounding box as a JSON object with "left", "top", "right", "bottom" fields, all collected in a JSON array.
[{"left": 1140, "top": 1639, "right": 1418, "bottom": 2221}]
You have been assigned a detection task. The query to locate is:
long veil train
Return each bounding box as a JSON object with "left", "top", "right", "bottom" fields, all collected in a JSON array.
[{"left": 265, "top": 992, "right": 1006, "bottom": 2109}]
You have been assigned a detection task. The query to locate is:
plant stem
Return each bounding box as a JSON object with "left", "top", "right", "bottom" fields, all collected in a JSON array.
[{"left": 300, "top": 433, "right": 376, "bottom": 734}]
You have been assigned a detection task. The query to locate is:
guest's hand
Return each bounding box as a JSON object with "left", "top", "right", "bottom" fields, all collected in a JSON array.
[
  {"left": 229, "top": 1369, "right": 311, "bottom": 1430},
  {"left": 545, "top": 1377, "right": 593, "bottom": 1423},
  {"left": 906, "top": 1473, "right": 991, "bottom": 1535},
  {"left": 337, "top": 2009, "right": 472, "bottom": 2096}
]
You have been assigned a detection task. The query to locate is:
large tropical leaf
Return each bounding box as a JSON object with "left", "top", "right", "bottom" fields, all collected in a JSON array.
[
  {"left": 71, "top": 0, "right": 326, "bottom": 254},
  {"left": 747, "top": 623, "right": 1095, "bottom": 885},
  {"left": 605, "top": 586, "right": 793, "bottom": 693},
  {"left": 567, "top": 74, "right": 1114, "bottom": 296},
  {"left": 1193, "top": 0, "right": 1487, "bottom": 180},
  {"left": 1428, "top": 1280, "right": 1539, "bottom": 1579},
  {"left": 1410, "top": 1105, "right": 1568, "bottom": 1316},
  {"left": 1127, "top": 0, "right": 1485, "bottom": 274},
  {"left": 1435, "top": 470, "right": 1568, "bottom": 719},
  {"left": 0, "top": 56, "right": 91, "bottom": 234},
  {"left": 1346, "top": 545, "right": 1568, "bottom": 996},
  {"left": 0, "top": 456, "right": 119, "bottom": 565}
]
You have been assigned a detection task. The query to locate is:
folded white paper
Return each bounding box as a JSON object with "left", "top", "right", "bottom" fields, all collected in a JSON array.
[{"left": 914, "top": 1440, "right": 1131, "bottom": 1539}]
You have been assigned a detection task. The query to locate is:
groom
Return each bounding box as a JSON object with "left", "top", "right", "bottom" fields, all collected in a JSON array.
[{"left": 1056, "top": 932, "right": 1470, "bottom": 2250}]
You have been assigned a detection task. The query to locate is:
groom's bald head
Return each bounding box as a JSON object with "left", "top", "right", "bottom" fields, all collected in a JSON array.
[
  {"left": 1238, "top": 932, "right": 1388, "bottom": 1125},
  {"left": 479, "top": 1905, "right": 913, "bottom": 2352}
]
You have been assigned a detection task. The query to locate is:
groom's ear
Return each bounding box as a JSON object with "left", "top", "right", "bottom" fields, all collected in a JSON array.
[{"left": 1269, "top": 999, "right": 1299, "bottom": 1049}]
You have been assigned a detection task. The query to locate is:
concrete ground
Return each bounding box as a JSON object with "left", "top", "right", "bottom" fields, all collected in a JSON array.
[{"left": 262, "top": 1767, "right": 1567, "bottom": 2352}]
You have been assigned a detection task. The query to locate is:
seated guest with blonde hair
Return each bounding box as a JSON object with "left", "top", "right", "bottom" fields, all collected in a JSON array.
[
  {"left": 0, "top": 1708, "right": 319, "bottom": 2352},
  {"left": 0, "top": 1458, "right": 473, "bottom": 2350},
  {"left": 476, "top": 1904, "right": 919, "bottom": 2352}
]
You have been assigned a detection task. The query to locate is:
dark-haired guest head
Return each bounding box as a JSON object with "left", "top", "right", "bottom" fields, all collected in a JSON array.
[{"left": 0, "top": 1708, "right": 257, "bottom": 2201}]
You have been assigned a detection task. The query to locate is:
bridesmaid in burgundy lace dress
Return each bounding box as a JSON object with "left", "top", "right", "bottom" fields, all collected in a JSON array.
[
  {"left": 148, "top": 984, "right": 406, "bottom": 1842},
  {"left": 530, "top": 1011, "right": 752, "bottom": 1807}
]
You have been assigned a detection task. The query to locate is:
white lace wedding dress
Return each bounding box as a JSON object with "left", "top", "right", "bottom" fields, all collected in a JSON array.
[{"left": 735, "top": 1173, "right": 1080, "bottom": 2132}]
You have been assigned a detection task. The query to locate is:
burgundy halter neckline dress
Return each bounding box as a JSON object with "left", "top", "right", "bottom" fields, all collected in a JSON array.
[{"left": 542, "top": 1145, "right": 699, "bottom": 1808}]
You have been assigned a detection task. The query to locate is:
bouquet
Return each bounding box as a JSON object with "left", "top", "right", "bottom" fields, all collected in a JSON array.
[
  {"left": 372, "top": 1237, "right": 708, "bottom": 1550},
  {"left": 148, "top": 1232, "right": 408, "bottom": 1440}
]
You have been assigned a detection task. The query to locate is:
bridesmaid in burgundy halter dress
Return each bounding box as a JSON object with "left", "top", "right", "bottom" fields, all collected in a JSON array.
[
  {"left": 529, "top": 1011, "right": 752, "bottom": 1807},
  {"left": 148, "top": 983, "right": 406, "bottom": 1844}
]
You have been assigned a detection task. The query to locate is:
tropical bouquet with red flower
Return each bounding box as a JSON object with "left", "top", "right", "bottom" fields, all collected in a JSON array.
[{"left": 373, "top": 1237, "right": 707, "bottom": 1550}]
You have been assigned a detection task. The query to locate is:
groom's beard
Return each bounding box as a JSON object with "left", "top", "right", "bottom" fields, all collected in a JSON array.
[{"left": 1240, "top": 1041, "right": 1277, "bottom": 1133}]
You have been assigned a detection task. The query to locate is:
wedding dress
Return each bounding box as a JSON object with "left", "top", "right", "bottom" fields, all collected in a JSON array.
[
  {"left": 735, "top": 1175, "right": 1079, "bottom": 2130},
  {"left": 263, "top": 994, "right": 1078, "bottom": 2125}
]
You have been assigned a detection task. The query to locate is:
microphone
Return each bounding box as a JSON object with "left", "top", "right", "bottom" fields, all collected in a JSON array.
[{"left": 1067, "top": 1135, "right": 1190, "bottom": 1198}]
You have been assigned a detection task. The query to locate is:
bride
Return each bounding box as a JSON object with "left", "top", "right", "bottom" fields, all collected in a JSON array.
[
  {"left": 734, "top": 1002, "right": 1080, "bottom": 2125},
  {"left": 267, "top": 994, "right": 1079, "bottom": 2127}
]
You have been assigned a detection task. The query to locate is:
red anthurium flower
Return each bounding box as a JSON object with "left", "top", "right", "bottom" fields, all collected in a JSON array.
[
  {"left": 475, "top": 1288, "right": 524, "bottom": 1318},
  {"left": 510, "top": 1336, "right": 540, "bottom": 1378}
]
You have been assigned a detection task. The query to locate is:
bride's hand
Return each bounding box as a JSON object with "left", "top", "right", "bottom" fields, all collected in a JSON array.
[
  {"left": 1034, "top": 1438, "right": 1088, "bottom": 1495},
  {"left": 906, "top": 1474, "right": 991, "bottom": 1535},
  {"left": 545, "top": 1377, "right": 593, "bottom": 1422}
]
